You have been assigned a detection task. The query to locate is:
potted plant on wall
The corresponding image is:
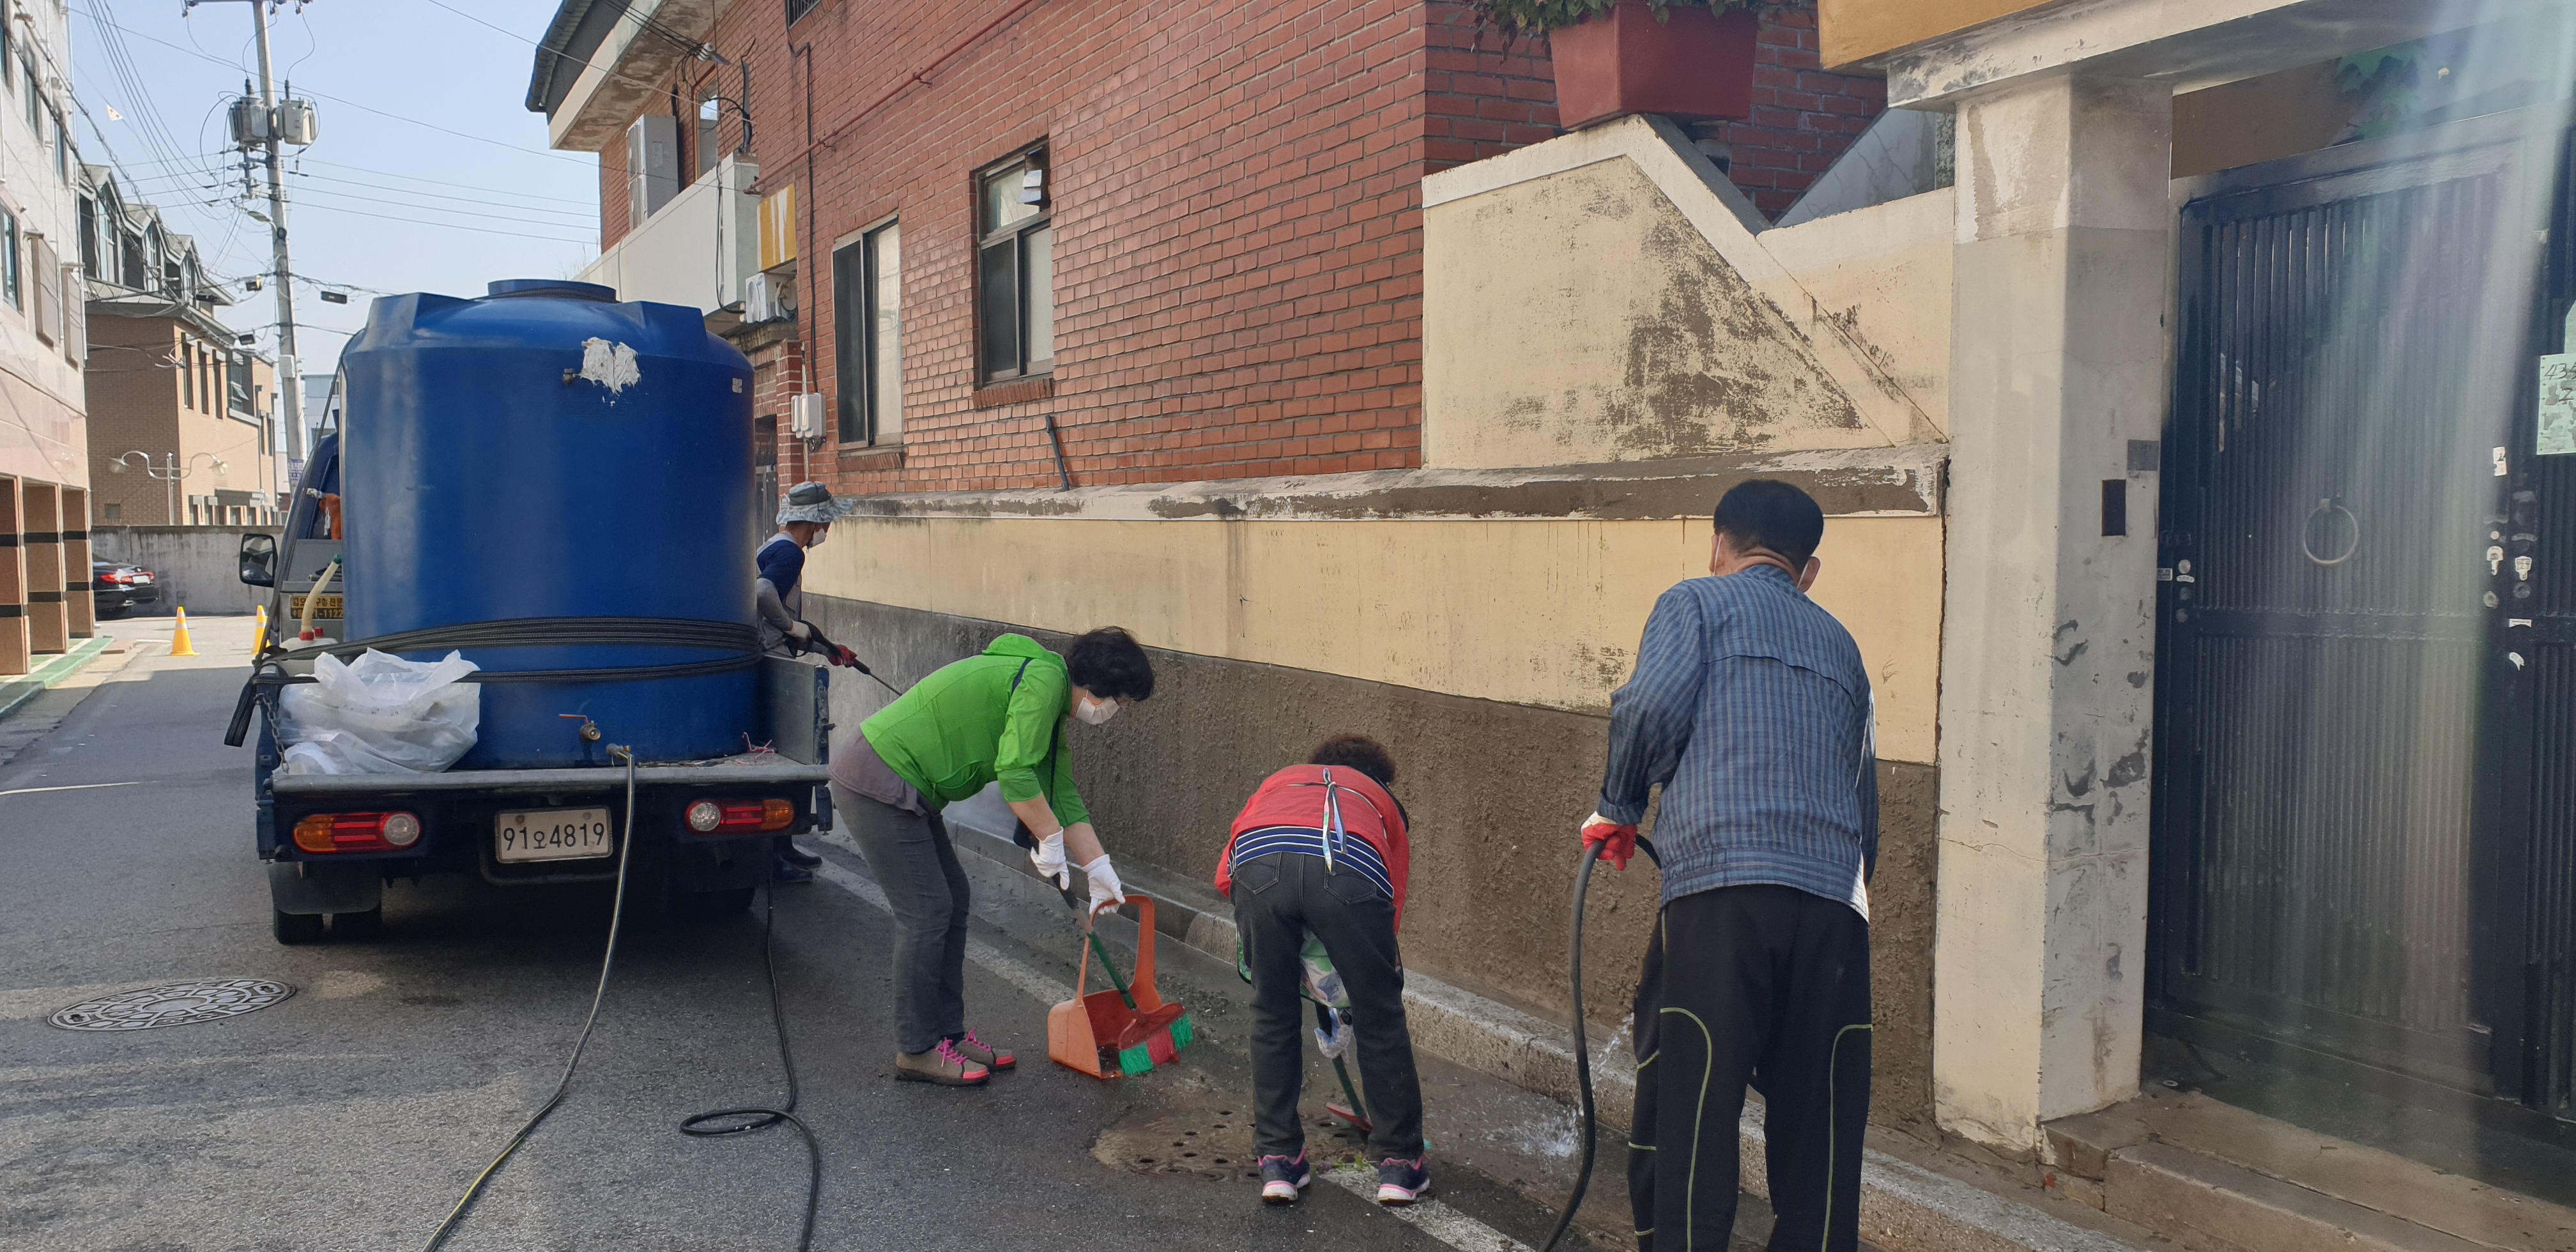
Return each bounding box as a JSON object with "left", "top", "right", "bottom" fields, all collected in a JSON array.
[{"left": 1473, "top": 0, "right": 1759, "bottom": 132}]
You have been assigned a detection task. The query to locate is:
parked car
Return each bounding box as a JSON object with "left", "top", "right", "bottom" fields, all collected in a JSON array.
[{"left": 92, "top": 561, "right": 162, "bottom": 619}]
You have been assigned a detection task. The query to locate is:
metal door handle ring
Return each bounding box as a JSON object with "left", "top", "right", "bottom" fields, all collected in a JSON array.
[{"left": 2301, "top": 498, "right": 2360, "bottom": 567}]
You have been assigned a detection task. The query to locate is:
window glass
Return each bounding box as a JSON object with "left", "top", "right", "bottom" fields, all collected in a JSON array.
[
  {"left": 831, "top": 236, "right": 864, "bottom": 443},
  {"left": 786, "top": 0, "right": 821, "bottom": 24},
  {"left": 695, "top": 91, "right": 721, "bottom": 178},
  {"left": 1023, "top": 225, "right": 1052, "bottom": 370},
  {"left": 978, "top": 237, "right": 1019, "bottom": 379},
  {"left": 869, "top": 222, "right": 901, "bottom": 439},
  {"left": 22, "top": 56, "right": 36, "bottom": 128},
  {"left": 975, "top": 146, "right": 1051, "bottom": 383},
  {"left": 5, "top": 209, "right": 23, "bottom": 309},
  {"left": 982, "top": 161, "right": 1037, "bottom": 233}
]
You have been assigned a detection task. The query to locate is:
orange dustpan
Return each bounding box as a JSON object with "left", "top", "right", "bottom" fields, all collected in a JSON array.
[{"left": 1048, "top": 894, "right": 1194, "bottom": 1079}]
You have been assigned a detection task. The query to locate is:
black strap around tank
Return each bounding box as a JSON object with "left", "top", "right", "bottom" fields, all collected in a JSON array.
[
  {"left": 257, "top": 616, "right": 762, "bottom": 684},
  {"left": 227, "top": 617, "right": 762, "bottom": 751}
]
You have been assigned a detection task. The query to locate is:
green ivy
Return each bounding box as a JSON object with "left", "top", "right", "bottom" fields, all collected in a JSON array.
[{"left": 1467, "top": 0, "right": 1754, "bottom": 37}]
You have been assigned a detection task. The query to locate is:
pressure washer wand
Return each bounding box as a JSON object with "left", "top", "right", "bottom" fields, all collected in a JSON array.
[
  {"left": 793, "top": 620, "right": 904, "bottom": 698},
  {"left": 1542, "top": 834, "right": 1659, "bottom": 1252}
]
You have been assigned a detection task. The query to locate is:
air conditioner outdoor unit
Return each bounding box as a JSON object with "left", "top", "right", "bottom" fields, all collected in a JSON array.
[
  {"left": 626, "top": 115, "right": 678, "bottom": 227},
  {"left": 788, "top": 392, "right": 828, "bottom": 440},
  {"left": 744, "top": 271, "right": 781, "bottom": 323}
]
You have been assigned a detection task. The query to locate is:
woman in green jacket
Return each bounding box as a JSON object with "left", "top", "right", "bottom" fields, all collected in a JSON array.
[{"left": 826, "top": 627, "right": 1156, "bottom": 1085}]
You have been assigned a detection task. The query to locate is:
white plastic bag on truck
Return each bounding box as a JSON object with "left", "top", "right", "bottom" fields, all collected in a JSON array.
[{"left": 279, "top": 648, "right": 481, "bottom": 774}]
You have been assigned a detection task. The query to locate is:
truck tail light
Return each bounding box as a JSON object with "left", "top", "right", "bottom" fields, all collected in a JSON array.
[
  {"left": 684, "top": 798, "right": 796, "bottom": 834},
  {"left": 293, "top": 811, "right": 422, "bottom": 854}
]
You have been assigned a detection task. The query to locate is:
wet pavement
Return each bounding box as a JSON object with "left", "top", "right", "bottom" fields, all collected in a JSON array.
[{"left": 0, "top": 617, "right": 1740, "bottom": 1250}]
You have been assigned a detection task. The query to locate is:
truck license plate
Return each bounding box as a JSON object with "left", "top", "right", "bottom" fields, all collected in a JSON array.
[
  {"left": 289, "top": 593, "right": 344, "bottom": 618},
  {"left": 494, "top": 808, "right": 614, "bottom": 862}
]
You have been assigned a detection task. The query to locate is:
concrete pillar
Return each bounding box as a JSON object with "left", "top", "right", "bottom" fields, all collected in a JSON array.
[
  {"left": 0, "top": 476, "right": 24, "bottom": 675},
  {"left": 62, "top": 486, "right": 92, "bottom": 637},
  {"left": 22, "top": 480, "right": 63, "bottom": 654},
  {"left": 1933, "top": 73, "right": 2173, "bottom": 1154}
]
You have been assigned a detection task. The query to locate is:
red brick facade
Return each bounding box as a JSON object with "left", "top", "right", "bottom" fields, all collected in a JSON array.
[{"left": 579, "top": 0, "right": 1877, "bottom": 496}]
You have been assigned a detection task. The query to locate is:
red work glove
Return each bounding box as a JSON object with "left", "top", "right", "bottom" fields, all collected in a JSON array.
[
  {"left": 1580, "top": 811, "right": 1638, "bottom": 871},
  {"left": 831, "top": 645, "right": 857, "bottom": 668}
]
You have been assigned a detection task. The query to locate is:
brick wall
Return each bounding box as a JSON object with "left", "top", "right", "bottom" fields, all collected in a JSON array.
[
  {"left": 82, "top": 316, "right": 180, "bottom": 525},
  {"left": 569, "top": 0, "right": 1556, "bottom": 494},
  {"left": 1691, "top": 1, "right": 1887, "bottom": 220},
  {"left": 577, "top": 0, "right": 1874, "bottom": 496}
]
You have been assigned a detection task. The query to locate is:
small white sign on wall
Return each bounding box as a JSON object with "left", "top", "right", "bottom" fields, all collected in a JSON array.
[{"left": 2539, "top": 353, "right": 2576, "bottom": 456}]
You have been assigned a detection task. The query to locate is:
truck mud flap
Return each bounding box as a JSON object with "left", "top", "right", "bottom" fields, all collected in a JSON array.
[{"left": 268, "top": 860, "right": 382, "bottom": 916}]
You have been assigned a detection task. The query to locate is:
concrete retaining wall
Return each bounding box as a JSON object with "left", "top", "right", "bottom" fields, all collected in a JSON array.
[{"left": 88, "top": 525, "right": 276, "bottom": 616}]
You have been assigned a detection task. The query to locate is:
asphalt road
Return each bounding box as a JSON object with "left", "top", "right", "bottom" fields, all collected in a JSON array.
[{"left": 0, "top": 619, "right": 1600, "bottom": 1251}]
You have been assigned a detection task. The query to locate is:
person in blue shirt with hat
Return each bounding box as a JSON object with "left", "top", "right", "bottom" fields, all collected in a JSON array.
[{"left": 755, "top": 481, "right": 855, "bottom": 883}]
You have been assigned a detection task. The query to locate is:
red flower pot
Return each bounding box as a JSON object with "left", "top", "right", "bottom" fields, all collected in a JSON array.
[{"left": 1546, "top": 1, "right": 1759, "bottom": 130}]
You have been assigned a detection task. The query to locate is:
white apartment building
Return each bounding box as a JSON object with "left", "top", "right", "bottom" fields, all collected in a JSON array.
[{"left": 0, "top": 0, "right": 92, "bottom": 673}]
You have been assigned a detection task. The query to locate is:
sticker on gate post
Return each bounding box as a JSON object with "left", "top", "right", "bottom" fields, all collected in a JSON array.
[{"left": 2540, "top": 353, "right": 2576, "bottom": 456}]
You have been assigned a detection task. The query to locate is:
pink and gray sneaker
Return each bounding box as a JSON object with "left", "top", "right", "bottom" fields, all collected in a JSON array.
[
  {"left": 1257, "top": 1152, "right": 1311, "bottom": 1203},
  {"left": 947, "top": 1028, "right": 1015, "bottom": 1071},
  {"left": 1374, "top": 1155, "right": 1430, "bottom": 1205}
]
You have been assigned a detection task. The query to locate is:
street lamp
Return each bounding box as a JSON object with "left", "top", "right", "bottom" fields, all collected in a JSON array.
[{"left": 110, "top": 451, "right": 227, "bottom": 525}]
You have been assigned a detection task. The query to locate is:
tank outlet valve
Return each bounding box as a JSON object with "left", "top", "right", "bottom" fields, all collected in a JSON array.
[{"left": 558, "top": 714, "right": 602, "bottom": 743}]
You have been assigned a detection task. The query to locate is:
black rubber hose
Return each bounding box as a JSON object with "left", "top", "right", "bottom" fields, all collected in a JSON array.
[
  {"left": 421, "top": 747, "right": 645, "bottom": 1251},
  {"left": 1540, "top": 835, "right": 1659, "bottom": 1252},
  {"left": 678, "top": 876, "right": 822, "bottom": 1251}
]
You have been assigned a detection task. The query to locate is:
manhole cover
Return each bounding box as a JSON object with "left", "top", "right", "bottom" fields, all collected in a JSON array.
[
  {"left": 49, "top": 979, "right": 295, "bottom": 1032},
  {"left": 1094, "top": 1111, "right": 1258, "bottom": 1180}
]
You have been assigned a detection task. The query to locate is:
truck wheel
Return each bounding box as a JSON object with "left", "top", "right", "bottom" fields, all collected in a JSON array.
[
  {"left": 330, "top": 908, "right": 383, "bottom": 940},
  {"left": 273, "top": 909, "right": 326, "bottom": 945}
]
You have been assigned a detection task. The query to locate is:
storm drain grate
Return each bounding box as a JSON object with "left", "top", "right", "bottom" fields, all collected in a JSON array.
[{"left": 49, "top": 979, "right": 296, "bottom": 1031}]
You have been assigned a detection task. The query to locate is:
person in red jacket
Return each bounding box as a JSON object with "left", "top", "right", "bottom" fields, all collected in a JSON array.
[{"left": 1216, "top": 734, "right": 1427, "bottom": 1208}]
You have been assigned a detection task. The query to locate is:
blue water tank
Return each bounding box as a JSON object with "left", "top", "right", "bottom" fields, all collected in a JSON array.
[{"left": 340, "top": 279, "right": 757, "bottom": 768}]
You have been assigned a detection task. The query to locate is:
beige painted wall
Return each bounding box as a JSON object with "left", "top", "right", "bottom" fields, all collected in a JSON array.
[
  {"left": 808, "top": 513, "right": 1944, "bottom": 765},
  {"left": 1425, "top": 158, "right": 1885, "bottom": 468},
  {"left": 1422, "top": 119, "right": 1950, "bottom": 472},
  {"left": 1763, "top": 187, "right": 1958, "bottom": 436}
]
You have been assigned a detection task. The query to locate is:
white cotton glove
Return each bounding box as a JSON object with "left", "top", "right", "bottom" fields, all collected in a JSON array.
[
  {"left": 1080, "top": 853, "right": 1126, "bottom": 915},
  {"left": 1028, "top": 830, "right": 1070, "bottom": 889},
  {"left": 786, "top": 621, "right": 813, "bottom": 645}
]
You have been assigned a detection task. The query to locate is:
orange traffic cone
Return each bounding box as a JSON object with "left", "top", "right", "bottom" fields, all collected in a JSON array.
[{"left": 169, "top": 606, "right": 198, "bottom": 657}]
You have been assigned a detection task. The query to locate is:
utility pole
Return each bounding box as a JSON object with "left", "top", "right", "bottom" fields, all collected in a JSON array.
[
  {"left": 249, "top": 2, "right": 302, "bottom": 467},
  {"left": 190, "top": 0, "right": 314, "bottom": 468}
]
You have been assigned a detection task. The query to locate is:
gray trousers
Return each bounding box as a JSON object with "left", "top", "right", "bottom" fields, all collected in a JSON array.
[{"left": 830, "top": 784, "right": 970, "bottom": 1055}]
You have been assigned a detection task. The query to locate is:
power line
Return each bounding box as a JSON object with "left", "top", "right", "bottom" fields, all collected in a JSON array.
[
  {"left": 73, "top": 6, "right": 599, "bottom": 168},
  {"left": 421, "top": 0, "right": 703, "bottom": 102},
  {"left": 294, "top": 183, "right": 598, "bottom": 229},
  {"left": 288, "top": 199, "right": 596, "bottom": 244},
  {"left": 107, "top": 150, "right": 601, "bottom": 207},
  {"left": 118, "top": 159, "right": 600, "bottom": 220}
]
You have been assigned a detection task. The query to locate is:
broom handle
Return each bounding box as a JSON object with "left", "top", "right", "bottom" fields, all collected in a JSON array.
[
  {"left": 1086, "top": 929, "right": 1139, "bottom": 1011},
  {"left": 1057, "top": 880, "right": 1142, "bottom": 1010}
]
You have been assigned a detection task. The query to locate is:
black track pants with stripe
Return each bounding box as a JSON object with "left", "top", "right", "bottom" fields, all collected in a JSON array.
[{"left": 1629, "top": 883, "right": 1871, "bottom": 1252}]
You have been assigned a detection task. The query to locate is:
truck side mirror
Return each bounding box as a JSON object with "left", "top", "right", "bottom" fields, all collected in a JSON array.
[{"left": 240, "top": 532, "right": 278, "bottom": 586}]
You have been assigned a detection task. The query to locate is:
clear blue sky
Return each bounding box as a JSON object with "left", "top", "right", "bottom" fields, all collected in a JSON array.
[{"left": 72, "top": 0, "right": 600, "bottom": 377}]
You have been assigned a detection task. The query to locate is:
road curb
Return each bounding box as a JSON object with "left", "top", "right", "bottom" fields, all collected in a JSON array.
[{"left": 0, "top": 635, "right": 115, "bottom": 722}]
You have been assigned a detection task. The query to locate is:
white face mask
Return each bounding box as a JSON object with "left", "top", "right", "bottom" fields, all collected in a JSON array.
[
  {"left": 1073, "top": 694, "right": 1119, "bottom": 726},
  {"left": 805, "top": 528, "right": 829, "bottom": 549}
]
